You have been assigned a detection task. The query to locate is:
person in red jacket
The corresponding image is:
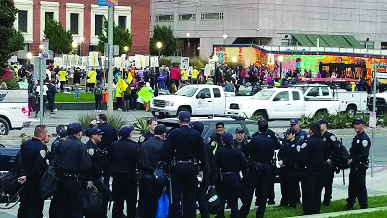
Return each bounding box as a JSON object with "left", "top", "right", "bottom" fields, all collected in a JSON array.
[
  {"left": 170, "top": 67, "right": 181, "bottom": 88},
  {"left": 241, "top": 68, "right": 246, "bottom": 85}
]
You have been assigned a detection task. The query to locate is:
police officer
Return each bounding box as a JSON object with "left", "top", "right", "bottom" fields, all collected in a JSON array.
[
  {"left": 232, "top": 127, "right": 248, "bottom": 150},
  {"left": 298, "top": 123, "right": 326, "bottom": 215},
  {"left": 162, "top": 111, "right": 206, "bottom": 218},
  {"left": 317, "top": 119, "right": 340, "bottom": 206},
  {"left": 85, "top": 128, "right": 111, "bottom": 218},
  {"left": 108, "top": 126, "right": 139, "bottom": 218},
  {"left": 90, "top": 113, "right": 118, "bottom": 188},
  {"left": 240, "top": 119, "right": 280, "bottom": 218},
  {"left": 344, "top": 118, "right": 371, "bottom": 210},
  {"left": 138, "top": 118, "right": 157, "bottom": 144},
  {"left": 266, "top": 128, "right": 282, "bottom": 205},
  {"left": 215, "top": 132, "right": 249, "bottom": 218},
  {"left": 51, "top": 129, "right": 68, "bottom": 153},
  {"left": 209, "top": 122, "right": 226, "bottom": 153},
  {"left": 278, "top": 127, "right": 300, "bottom": 208},
  {"left": 17, "top": 125, "right": 50, "bottom": 218},
  {"left": 191, "top": 121, "right": 218, "bottom": 218},
  {"left": 50, "top": 123, "right": 93, "bottom": 218},
  {"left": 290, "top": 119, "right": 308, "bottom": 144},
  {"left": 138, "top": 125, "right": 166, "bottom": 218}
]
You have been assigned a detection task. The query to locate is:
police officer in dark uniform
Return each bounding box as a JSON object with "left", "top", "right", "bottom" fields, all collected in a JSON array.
[
  {"left": 344, "top": 118, "right": 371, "bottom": 210},
  {"left": 232, "top": 127, "right": 248, "bottom": 151},
  {"left": 90, "top": 114, "right": 118, "bottom": 188},
  {"left": 85, "top": 128, "right": 111, "bottom": 218},
  {"left": 239, "top": 119, "right": 280, "bottom": 218},
  {"left": 51, "top": 129, "right": 68, "bottom": 153},
  {"left": 317, "top": 119, "right": 340, "bottom": 206},
  {"left": 138, "top": 118, "right": 157, "bottom": 144},
  {"left": 209, "top": 122, "right": 226, "bottom": 153},
  {"left": 191, "top": 121, "right": 218, "bottom": 218},
  {"left": 298, "top": 123, "right": 326, "bottom": 215},
  {"left": 50, "top": 123, "right": 93, "bottom": 218},
  {"left": 266, "top": 128, "right": 281, "bottom": 205},
  {"left": 215, "top": 132, "right": 249, "bottom": 218},
  {"left": 162, "top": 111, "right": 206, "bottom": 218},
  {"left": 17, "top": 125, "right": 50, "bottom": 218},
  {"left": 108, "top": 126, "right": 139, "bottom": 218},
  {"left": 138, "top": 125, "right": 166, "bottom": 218},
  {"left": 278, "top": 127, "right": 300, "bottom": 208},
  {"left": 290, "top": 119, "right": 308, "bottom": 144}
]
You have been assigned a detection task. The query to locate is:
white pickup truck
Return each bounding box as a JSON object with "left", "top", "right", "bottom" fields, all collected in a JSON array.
[
  {"left": 226, "top": 85, "right": 368, "bottom": 120},
  {"left": 0, "top": 90, "right": 35, "bottom": 135},
  {"left": 150, "top": 85, "right": 237, "bottom": 118}
]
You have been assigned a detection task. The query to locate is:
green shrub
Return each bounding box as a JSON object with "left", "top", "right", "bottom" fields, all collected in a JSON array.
[
  {"left": 159, "top": 57, "right": 172, "bottom": 67},
  {"left": 190, "top": 57, "right": 204, "bottom": 70},
  {"left": 133, "top": 117, "right": 148, "bottom": 134},
  {"left": 171, "top": 62, "right": 180, "bottom": 68},
  {"left": 76, "top": 113, "right": 128, "bottom": 131},
  {"left": 77, "top": 113, "right": 95, "bottom": 129},
  {"left": 299, "top": 112, "right": 370, "bottom": 129}
]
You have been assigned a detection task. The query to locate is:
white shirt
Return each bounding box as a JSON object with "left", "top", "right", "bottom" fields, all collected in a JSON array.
[{"left": 36, "top": 85, "right": 48, "bottom": 96}]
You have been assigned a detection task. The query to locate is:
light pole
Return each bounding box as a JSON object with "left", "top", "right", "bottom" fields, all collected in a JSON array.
[
  {"left": 80, "top": 37, "right": 84, "bottom": 56},
  {"left": 278, "top": 55, "right": 284, "bottom": 78},
  {"left": 26, "top": 52, "right": 32, "bottom": 70},
  {"left": 213, "top": 54, "right": 218, "bottom": 85},
  {"left": 186, "top": 32, "right": 190, "bottom": 57},
  {"left": 156, "top": 41, "right": 162, "bottom": 96},
  {"left": 124, "top": 46, "right": 128, "bottom": 55},
  {"left": 222, "top": 34, "right": 228, "bottom": 44},
  {"left": 72, "top": 40, "right": 78, "bottom": 55}
]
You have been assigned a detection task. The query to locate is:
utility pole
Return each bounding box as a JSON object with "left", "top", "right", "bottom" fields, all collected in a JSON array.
[{"left": 107, "top": 5, "right": 114, "bottom": 115}]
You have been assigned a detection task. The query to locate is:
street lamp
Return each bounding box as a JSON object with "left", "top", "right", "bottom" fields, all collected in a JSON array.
[
  {"left": 278, "top": 55, "right": 284, "bottom": 77},
  {"left": 80, "top": 37, "right": 84, "bottom": 56},
  {"left": 155, "top": 41, "right": 162, "bottom": 96},
  {"left": 26, "top": 52, "right": 32, "bottom": 69},
  {"left": 124, "top": 46, "right": 128, "bottom": 52},
  {"left": 72, "top": 40, "right": 78, "bottom": 55},
  {"left": 232, "top": 56, "right": 237, "bottom": 63},
  {"left": 213, "top": 54, "right": 219, "bottom": 85}
]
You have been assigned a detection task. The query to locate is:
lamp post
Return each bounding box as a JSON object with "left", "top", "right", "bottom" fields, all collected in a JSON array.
[
  {"left": 278, "top": 55, "right": 284, "bottom": 77},
  {"left": 222, "top": 34, "right": 228, "bottom": 44},
  {"left": 186, "top": 32, "right": 190, "bottom": 57},
  {"left": 72, "top": 40, "right": 78, "bottom": 55},
  {"left": 26, "top": 52, "right": 32, "bottom": 70},
  {"left": 213, "top": 54, "right": 218, "bottom": 85},
  {"left": 124, "top": 46, "right": 128, "bottom": 55},
  {"left": 80, "top": 37, "right": 84, "bottom": 56},
  {"left": 156, "top": 41, "right": 162, "bottom": 96}
]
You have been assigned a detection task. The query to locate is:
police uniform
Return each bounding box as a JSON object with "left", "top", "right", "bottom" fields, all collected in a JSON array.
[
  {"left": 298, "top": 134, "right": 326, "bottom": 215},
  {"left": 266, "top": 128, "right": 281, "bottom": 205},
  {"left": 50, "top": 123, "right": 93, "bottom": 218},
  {"left": 108, "top": 126, "right": 139, "bottom": 218},
  {"left": 138, "top": 131, "right": 154, "bottom": 145},
  {"left": 278, "top": 128, "right": 300, "bottom": 207},
  {"left": 138, "top": 126, "right": 165, "bottom": 218},
  {"left": 85, "top": 128, "right": 111, "bottom": 218},
  {"left": 296, "top": 129, "right": 308, "bottom": 144},
  {"left": 239, "top": 124, "right": 280, "bottom": 218},
  {"left": 162, "top": 112, "right": 206, "bottom": 218},
  {"left": 209, "top": 132, "right": 223, "bottom": 153},
  {"left": 215, "top": 133, "right": 249, "bottom": 218},
  {"left": 232, "top": 138, "right": 248, "bottom": 151},
  {"left": 346, "top": 119, "right": 371, "bottom": 209},
  {"left": 18, "top": 137, "right": 48, "bottom": 218}
]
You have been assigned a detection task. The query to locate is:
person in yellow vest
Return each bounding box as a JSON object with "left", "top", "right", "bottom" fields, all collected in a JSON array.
[
  {"left": 58, "top": 68, "right": 67, "bottom": 92},
  {"left": 191, "top": 68, "right": 199, "bottom": 84},
  {"left": 115, "top": 85, "right": 123, "bottom": 110},
  {"left": 88, "top": 68, "right": 97, "bottom": 93},
  {"left": 181, "top": 69, "right": 188, "bottom": 82}
]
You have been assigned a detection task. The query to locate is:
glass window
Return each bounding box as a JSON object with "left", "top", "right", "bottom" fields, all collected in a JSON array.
[
  {"left": 321, "top": 87, "right": 330, "bottom": 96},
  {"left": 224, "top": 123, "right": 242, "bottom": 138},
  {"left": 253, "top": 89, "right": 276, "bottom": 100},
  {"left": 45, "top": 12, "right": 54, "bottom": 21},
  {"left": 196, "top": 88, "right": 211, "bottom": 99},
  {"left": 307, "top": 87, "right": 319, "bottom": 97},
  {"left": 274, "top": 91, "right": 289, "bottom": 101},
  {"left": 70, "top": 13, "right": 79, "bottom": 35},
  {"left": 95, "top": 15, "right": 103, "bottom": 36},
  {"left": 157, "top": 15, "right": 174, "bottom": 21},
  {"left": 179, "top": 14, "right": 196, "bottom": 21},
  {"left": 18, "top": 10, "right": 28, "bottom": 33},
  {"left": 201, "top": 13, "right": 223, "bottom": 20},
  {"left": 245, "top": 123, "right": 258, "bottom": 137},
  {"left": 213, "top": 88, "right": 221, "bottom": 98},
  {"left": 292, "top": 91, "right": 300, "bottom": 100},
  {"left": 118, "top": 16, "right": 126, "bottom": 29},
  {"left": 175, "top": 86, "right": 198, "bottom": 97}
]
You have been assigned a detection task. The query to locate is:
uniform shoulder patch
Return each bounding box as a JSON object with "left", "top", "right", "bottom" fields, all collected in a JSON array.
[
  {"left": 88, "top": 148, "right": 95, "bottom": 156},
  {"left": 323, "top": 137, "right": 326, "bottom": 141},
  {"left": 330, "top": 135, "right": 336, "bottom": 141},
  {"left": 362, "top": 140, "right": 368, "bottom": 147},
  {"left": 139, "top": 136, "right": 145, "bottom": 143},
  {"left": 40, "top": 150, "right": 46, "bottom": 159}
]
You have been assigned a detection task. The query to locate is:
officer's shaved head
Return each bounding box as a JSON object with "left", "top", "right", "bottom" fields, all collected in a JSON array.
[
  {"left": 34, "top": 125, "right": 47, "bottom": 137},
  {"left": 309, "top": 123, "right": 321, "bottom": 136}
]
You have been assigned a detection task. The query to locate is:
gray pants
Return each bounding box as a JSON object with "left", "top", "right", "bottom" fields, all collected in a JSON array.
[{"left": 123, "top": 99, "right": 130, "bottom": 111}]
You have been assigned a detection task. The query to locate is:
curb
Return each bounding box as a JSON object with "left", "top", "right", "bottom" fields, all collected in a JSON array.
[{"left": 292, "top": 206, "right": 387, "bottom": 218}]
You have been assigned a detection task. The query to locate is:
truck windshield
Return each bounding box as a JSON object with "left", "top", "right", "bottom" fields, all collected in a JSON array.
[
  {"left": 175, "top": 86, "right": 199, "bottom": 97},
  {"left": 252, "top": 90, "right": 276, "bottom": 100}
]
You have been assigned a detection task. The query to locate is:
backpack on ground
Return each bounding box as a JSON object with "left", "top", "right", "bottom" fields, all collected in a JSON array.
[
  {"left": 95, "top": 85, "right": 103, "bottom": 95},
  {"left": 333, "top": 138, "right": 350, "bottom": 170}
]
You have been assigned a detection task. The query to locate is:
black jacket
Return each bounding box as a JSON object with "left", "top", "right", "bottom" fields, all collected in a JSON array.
[
  {"left": 201, "top": 138, "right": 218, "bottom": 185},
  {"left": 216, "top": 146, "right": 248, "bottom": 174},
  {"left": 108, "top": 138, "right": 139, "bottom": 178},
  {"left": 85, "top": 140, "right": 103, "bottom": 179},
  {"left": 138, "top": 131, "right": 154, "bottom": 145},
  {"left": 89, "top": 122, "right": 118, "bottom": 151},
  {"left": 20, "top": 138, "right": 48, "bottom": 180},
  {"left": 322, "top": 131, "right": 340, "bottom": 161},
  {"left": 298, "top": 135, "right": 326, "bottom": 172},
  {"left": 51, "top": 135, "right": 92, "bottom": 180},
  {"left": 138, "top": 137, "right": 163, "bottom": 175},
  {"left": 46, "top": 84, "right": 56, "bottom": 100},
  {"left": 232, "top": 138, "right": 248, "bottom": 151},
  {"left": 243, "top": 132, "right": 280, "bottom": 164},
  {"left": 278, "top": 139, "right": 299, "bottom": 167},
  {"left": 350, "top": 131, "right": 371, "bottom": 165}
]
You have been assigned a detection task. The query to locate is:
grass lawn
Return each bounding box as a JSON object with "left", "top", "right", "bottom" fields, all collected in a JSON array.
[
  {"left": 330, "top": 210, "right": 387, "bottom": 218},
  {"left": 204, "top": 195, "right": 387, "bottom": 218},
  {"left": 55, "top": 93, "right": 95, "bottom": 102}
]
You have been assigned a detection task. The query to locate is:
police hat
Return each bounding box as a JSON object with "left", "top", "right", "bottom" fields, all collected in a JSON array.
[
  {"left": 178, "top": 111, "right": 191, "bottom": 122},
  {"left": 86, "top": 128, "right": 104, "bottom": 137},
  {"left": 191, "top": 121, "right": 204, "bottom": 134},
  {"left": 221, "top": 132, "right": 233, "bottom": 143},
  {"left": 67, "top": 123, "right": 85, "bottom": 135},
  {"left": 154, "top": 124, "right": 166, "bottom": 135},
  {"left": 285, "top": 127, "right": 297, "bottom": 134},
  {"left": 58, "top": 130, "right": 68, "bottom": 138},
  {"left": 235, "top": 127, "right": 245, "bottom": 133},
  {"left": 207, "top": 187, "right": 221, "bottom": 214},
  {"left": 118, "top": 126, "right": 134, "bottom": 137},
  {"left": 352, "top": 118, "right": 365, "bottom": 124},
  {"left": 216, "top": 122, "right": 224, "bottom": 128},
  {"left": 316, "top": 119, "right": 327, "bottom": 125},
  {"left": 290, "top": 119, "right": 299, "bottom": 125}
]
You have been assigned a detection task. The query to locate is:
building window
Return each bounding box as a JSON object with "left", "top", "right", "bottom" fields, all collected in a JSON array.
[
  {"left": 95, "top": 15, "right": 103, "bottom": 36},
  {"left": 118, "top": 16, "right": 126, "bottom": 29},
  {"left": 360, "top": 41, "right": 374, "bottom": 49},
  {"left": 18, "top": 10, "right": 28, "bottom": 33},
  {"left": 179, "top": 14, "right": 196, "bottom": 21},
  {"left": 201, "top": 13, "right": 223, "bottom": 20},
  {"left": 70, "top": 13, "right": 79, "bottom": 34},
  {"left": 156, "top": 15, "right": 174, "bottom": 22},
  {"left": 382, "top": 42, "right": 387, "bottom": 50},
  {"left": 45, "top": 12, "right": 54, "bottom": 20}
]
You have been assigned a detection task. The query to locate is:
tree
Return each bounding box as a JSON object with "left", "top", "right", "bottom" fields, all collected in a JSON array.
[
  {"left": 44, "top": 18, "right": 73, "bottom": 55},
  {"left": 150, "top": 25, "right": 177, "bottom": 56},
  {"left": 98, "top": 19, "right": 133, "bottom": 55},
  {"left": 0, "top": 0, "right": 25, "bottom": 76}
]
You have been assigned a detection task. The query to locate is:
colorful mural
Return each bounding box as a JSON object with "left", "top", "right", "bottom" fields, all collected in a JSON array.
[{"left": 214, "top": 46, "right": 267, "bottom": 67}]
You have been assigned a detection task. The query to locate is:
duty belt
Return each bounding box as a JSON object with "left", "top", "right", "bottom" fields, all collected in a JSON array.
[
  {"left": 176, "top": 159, "right": 196, "bottom": 164},
  {"left": 62, "top": 172, "right": 81, "bottom": 178}
]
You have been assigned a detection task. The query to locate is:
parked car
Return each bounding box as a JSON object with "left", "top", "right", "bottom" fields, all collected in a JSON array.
[{"left": 368, "top": 92, "right": 387, "bottom": 115}]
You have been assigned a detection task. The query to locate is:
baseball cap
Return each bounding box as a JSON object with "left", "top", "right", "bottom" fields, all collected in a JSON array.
[
  {"left": 178, "top": 111, "right": 191, "bottom": 122},
  {"left": 316, "top": 119, "right": 327, "bottom": 125},
  {"left": 154, "top": 124, "right": 166, "bottom": 135},
  {"left": 216, "top": 122, "right": 224, "bottom": 128},
  {"left": 191, "top": 121, "right": 204, "bottom": 134},
  {"left": 58, "top": 130, "right": 68, "bottom": 138},
  {"left": 285, "top": 127, "right": 297, "bottom": 134},
  {"left": 221, "top": 132, "right": 233, "bottom": 143},
  {"left": 67, "top": 123, "right": 85, "bottom": 135},
  {"left": 118, "top": 126, "right": 135, "bottom": 137},
  {"left": 290, "top": 119, "right": 299, "bottom": 125},
  {"left": 352, "top": 118, "right": 365, "bottom": 124},
  {"left": 235, "top": 127, "right": 245, "bottom": 133},
  {"left": 86, "top": 128, "right": 104, "bottom": 137}
]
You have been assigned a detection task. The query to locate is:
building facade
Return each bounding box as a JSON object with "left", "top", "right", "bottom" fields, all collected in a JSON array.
[
  {"left": 14, "top": 0, "right": 150, "bottom": 59},
  {"left": 151, "top": 0, "right": 387, "bottom": 58}
]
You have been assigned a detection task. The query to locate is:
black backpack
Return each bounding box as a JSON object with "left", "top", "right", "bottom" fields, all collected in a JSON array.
[{"left": 333, "top": 138, "right": 350, "bottom": 169}]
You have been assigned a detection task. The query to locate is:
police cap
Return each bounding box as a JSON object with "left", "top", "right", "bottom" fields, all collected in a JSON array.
[
  {"left": 118, "top": 126, "right": 134, "bottom": 137},
  {"left": 178, "top": 111, "right": 191, "bottom": 122},
  {"left": 67, "top": 123, "right": 85, "bottom": 135},
  {"left": 352, "top": 118, "right": 365, "bottom": 124},
  {"left": 191, "top": 121, "right": 204, "bottom": 134},
  {"left": 154, "top": 124, "right": 166, "bottom": 135},
  {"left": 221, "top": 132, "right": 233, "bottom": 143},
  {"left": 86, "top": 128, "right": 104, "bottom": 137}
]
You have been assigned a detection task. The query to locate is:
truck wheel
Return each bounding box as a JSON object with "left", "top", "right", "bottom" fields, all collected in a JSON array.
[
  {"left": 346, "top": 106, "right": 356, "bottom": 117},
  {"left": 177, "top": 107, "right": 190, "bottom": 116},
  {"left": 254, "top": 111, "right": 268, "bottom": 121},
  {"left": 0, "top": 118, "right": 10, "bottom": 135}
]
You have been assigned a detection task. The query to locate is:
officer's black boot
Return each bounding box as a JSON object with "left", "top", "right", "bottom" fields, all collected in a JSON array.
[
  {"left": 343, "top": 204, "right": 354, "bottom": 210},
  {"left": 322, "top": 200, "right": 330, "bottom": 206}
]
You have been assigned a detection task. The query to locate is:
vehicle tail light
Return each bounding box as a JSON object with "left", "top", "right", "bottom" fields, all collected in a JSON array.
[{"left": 22, "top": 106, "right": 30, "bottom": 117}]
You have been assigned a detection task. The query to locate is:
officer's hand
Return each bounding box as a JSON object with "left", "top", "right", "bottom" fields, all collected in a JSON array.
[
  {"left": 278, "top": 160, "right": 283, "bottom": 166},
  {"left": 100, "top": 177, "right": 104, "bottom": 182},
  {"left": 348, "top": 159, "right": 352, "bottom": 165},
  {"left": 87, "top": 181, "right": 93, "bottom": 189},
  {"left": 198, "top": 171, "right": 203, "bottom": 181},
  {"left": 90, "top": 120, "right": 97, "bottom": 126},
  {"left": 208, "top": 185, "right": 215, "bottom": 190},
  {"left": 326, "top": 159, "right": 333, "bottom": 165},
  {"left": 18, "top": 176, "right": 26, "bottom": 184}
]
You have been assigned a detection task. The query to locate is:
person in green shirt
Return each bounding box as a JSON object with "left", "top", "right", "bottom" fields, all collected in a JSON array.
[
  {"left": 115, "top": 85, "right": 123, "bottom": 110},
  {"left": 191, "top": 68, "right": 199, "bottom": 84},
  {"left": 88, "top": 69, "right": 97, "bottom": 93},
  {"left": 58, "top": 68, "right": 67, "bottom": 92}
]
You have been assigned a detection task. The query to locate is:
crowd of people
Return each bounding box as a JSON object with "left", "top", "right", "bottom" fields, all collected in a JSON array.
[{"left": 15, "top": 110, "right": 371, "bottom": 218}]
